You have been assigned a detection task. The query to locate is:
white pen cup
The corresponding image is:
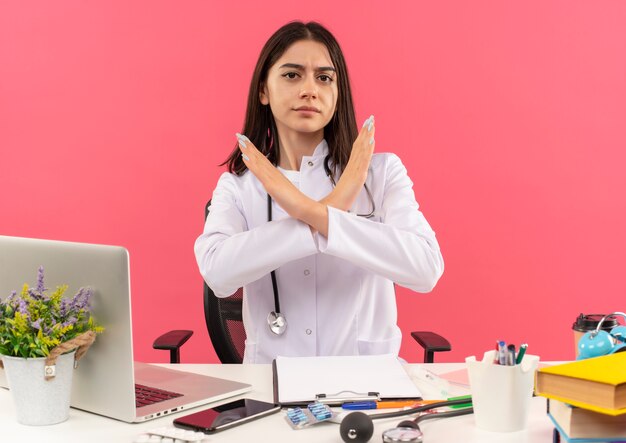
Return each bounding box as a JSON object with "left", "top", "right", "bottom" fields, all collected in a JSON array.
[{"left": 466, "top": 350, "right": 539, "bottom": 432}]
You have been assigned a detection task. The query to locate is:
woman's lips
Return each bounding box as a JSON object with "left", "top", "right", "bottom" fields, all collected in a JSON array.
[{"left": 294, "top": 106, "right": 320, "bottom": 113}]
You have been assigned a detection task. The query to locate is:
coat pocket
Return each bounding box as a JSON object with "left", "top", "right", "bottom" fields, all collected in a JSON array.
[{"left": 357, "top": 334, "right": 402, "bottom": 356}]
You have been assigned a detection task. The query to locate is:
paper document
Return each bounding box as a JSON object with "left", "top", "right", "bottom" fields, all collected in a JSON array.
[{"left": 274, "top": 354, "right": 422, "bottom": 405}]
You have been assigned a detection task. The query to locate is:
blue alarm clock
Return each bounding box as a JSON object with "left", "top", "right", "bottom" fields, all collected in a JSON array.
[{"left": 577, "top": 312, "right": 626, "bottom": 359}]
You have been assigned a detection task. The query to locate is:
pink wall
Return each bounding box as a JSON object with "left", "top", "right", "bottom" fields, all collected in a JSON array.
[{"left": 1, "top": 1, "right": 625, "bottom": 364}]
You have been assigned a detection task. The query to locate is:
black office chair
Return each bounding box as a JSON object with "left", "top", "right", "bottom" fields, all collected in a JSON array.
[{"left": 153, "top": 201, "right": 451, "bottom": 364}]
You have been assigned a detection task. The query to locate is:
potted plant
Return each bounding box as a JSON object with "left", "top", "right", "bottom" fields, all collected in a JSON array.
[{"left": 0, "top": 266, "right": 103, "bottom": 425}]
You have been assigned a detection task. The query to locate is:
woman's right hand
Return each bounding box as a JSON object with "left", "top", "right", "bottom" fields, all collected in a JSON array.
[{"left": 322, "top": 115, "right": 375, "bottom": 211}]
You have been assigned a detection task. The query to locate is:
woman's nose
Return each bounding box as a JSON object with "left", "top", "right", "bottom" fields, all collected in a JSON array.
[{"left": 299, "top": 76, "right": 318, "bottom": 99}]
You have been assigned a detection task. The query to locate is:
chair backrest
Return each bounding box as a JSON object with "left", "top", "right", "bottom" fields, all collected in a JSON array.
[{"left": 203, "top": 200, "right": 246, "bottom": 363}]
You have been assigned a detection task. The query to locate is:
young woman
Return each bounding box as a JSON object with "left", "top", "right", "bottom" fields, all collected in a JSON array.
[{"left": 195, "top": 21, "right": 443, "bottom": 364}]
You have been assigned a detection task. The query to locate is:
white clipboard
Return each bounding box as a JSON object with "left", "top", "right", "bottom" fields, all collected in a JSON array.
[{"left": 272, "top": 354, "right": 422, "bottom": 406}]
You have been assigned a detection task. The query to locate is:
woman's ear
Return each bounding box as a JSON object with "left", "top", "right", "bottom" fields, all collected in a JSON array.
[{"left": 259, "top": 83, "right": 269, "bottom": 105}]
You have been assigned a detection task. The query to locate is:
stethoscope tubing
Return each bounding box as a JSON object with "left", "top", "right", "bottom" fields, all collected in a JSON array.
[
  {"left": 265, "top": 156, "right": 377, "bottom": 334},
  {"left": 267, "top": 194, "right": 281, "bottom": 314}
]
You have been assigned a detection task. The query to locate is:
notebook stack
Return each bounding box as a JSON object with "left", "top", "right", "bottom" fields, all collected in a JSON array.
[{"left": 535, "top": 352, "right": 626, "bottom": 443}]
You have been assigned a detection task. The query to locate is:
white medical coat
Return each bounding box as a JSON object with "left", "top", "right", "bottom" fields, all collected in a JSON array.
[{"left": 194, "top": 140, "right": 443, "bottom": 363}]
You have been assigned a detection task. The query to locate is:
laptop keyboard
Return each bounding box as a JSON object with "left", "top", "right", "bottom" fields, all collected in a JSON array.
[{"left": 135, "top": 384, "right": 183, "bottom": 408}]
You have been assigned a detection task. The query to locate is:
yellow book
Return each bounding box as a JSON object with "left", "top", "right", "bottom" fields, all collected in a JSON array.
[{"left": 535, "top": 352, "right": 626, "bottom": 416}]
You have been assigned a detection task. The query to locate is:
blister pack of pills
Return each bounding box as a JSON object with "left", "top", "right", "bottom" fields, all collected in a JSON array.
[
  {"left": 284, "top": 401, "right": 336, "bottom": 429},
  {"left": 133, "top": 426, "right": 210, "bottom": 443}
]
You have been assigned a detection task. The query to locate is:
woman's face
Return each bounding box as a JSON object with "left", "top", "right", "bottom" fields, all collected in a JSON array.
[{"left": 260, "top": 39, "right": 338, "bottom": 141}]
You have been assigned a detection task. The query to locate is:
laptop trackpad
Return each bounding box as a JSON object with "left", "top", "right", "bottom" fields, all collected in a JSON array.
[{"left": 135, "top": 363, "right": 189, "bottom": 384}]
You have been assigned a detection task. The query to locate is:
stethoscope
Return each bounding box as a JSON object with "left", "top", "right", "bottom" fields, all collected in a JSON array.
[
  {"left": 338, "top": 397, "right": 474, "bottom": 443},
  {"left": 266, "top": 155, "right": 376, "bottom": 335}
]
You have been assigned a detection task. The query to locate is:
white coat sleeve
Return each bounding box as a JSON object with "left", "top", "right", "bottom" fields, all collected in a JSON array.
[
  {"left": 194, "top": 172, "right": 318, "bottom": 297},
  {"left": 317, "top": 154, "right": 444, "bottom": 292}
]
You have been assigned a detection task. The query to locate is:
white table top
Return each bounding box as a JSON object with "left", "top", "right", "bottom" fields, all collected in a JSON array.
[{"left": 0, "top": 362, "right": 555, "bottom": 442}]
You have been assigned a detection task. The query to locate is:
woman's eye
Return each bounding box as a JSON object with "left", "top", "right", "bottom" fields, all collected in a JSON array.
[
  {"left": 283, "top": 72, "right": 299, "bottom": 79},
  {"left": 319, "top": 75, "right": 333, "bottom": 82}
]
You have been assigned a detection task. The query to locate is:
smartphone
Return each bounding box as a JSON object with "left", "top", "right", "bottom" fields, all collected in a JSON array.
[{"left": 173, "top": 398, "right": 280, "bottom": 433}]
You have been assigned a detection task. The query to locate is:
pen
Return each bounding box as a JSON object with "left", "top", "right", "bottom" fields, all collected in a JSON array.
[
  {"left": 497, "top": 340, "right": 507, "bottom": 365},
  {"left": 342, "top": 401, "right": 377, "bottom": 410},
  {"left": 493, "top": 341, "right": 500, "bottom": 364},
  {"left": 342, "top": 400, "right": 430, "bottom": 410},
  {"left": 516, "top": 343, "right": 528, "bottom": 365}
]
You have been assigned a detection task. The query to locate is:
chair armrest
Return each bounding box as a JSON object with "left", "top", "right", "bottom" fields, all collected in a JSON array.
[
  {"left": 153, "top": 330, "right": 193, "bottom": 364},
  {"left": 411, "top": 331, "right": 451, "bottom": 363}
]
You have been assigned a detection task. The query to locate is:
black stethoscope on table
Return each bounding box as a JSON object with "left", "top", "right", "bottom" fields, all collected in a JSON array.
[
  {"left": 339, "top": 397, "right": 474, "bottom": 443},
  {"left": 266, "top": 156, "right": 376, "bottom": 335}
]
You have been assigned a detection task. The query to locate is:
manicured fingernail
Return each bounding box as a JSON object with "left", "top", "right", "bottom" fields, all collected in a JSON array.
[
  {"left": 369, "top": 137, "right": 375, "bottom": 145},
  {"left": 242, "top": 153, "right": 249, "bottom": 161},
  {"left": 368, "top": 121, "right": 373, "bottom": 131},
  {"left": 238, "top": 140, "right": 247, "bottom": 149},
  {"left": 236, "top": 133, "right": 250, "bottom": 142},
  {"left": 362, "top": 116, "right": 371, "bottom": 128}
]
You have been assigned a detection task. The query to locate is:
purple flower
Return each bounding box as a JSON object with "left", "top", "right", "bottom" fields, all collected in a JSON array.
[
  {"left": 70, "top": 287, "right": 93, "bottom": 311},
  {"left": 31, "top": 318, "right": 43, "bottom": 330},
  {"left": 28, "top": 287, "right": 42, "bottom": 300},
  {"left": 37, "top": 265, "right": 47, "bottom": 294},
  {"left": 26, "top": 266, "right": 50, "bottom": 301},
  {"left": 59, "top": 298, "right": 68, "bottom": 317},
  {"left": 17, "top": 299, "right": 28, "bottom": 315},
  {"left": 62, "top": 317, "right": 77, "bottom": 328}
]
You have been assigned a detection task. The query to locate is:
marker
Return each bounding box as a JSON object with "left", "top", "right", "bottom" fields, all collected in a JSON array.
[
  {"left": 342, "top": 400, "right": 435, "bottom": 410},
  {"left": 507, "top": 344, "right": 516, "bottom": 366},
  {"left": 516, "top": 343, "right": 528, "bottom": 365},
  {"left": 446, "top": 394, "right": 473, "bottom": 409}
]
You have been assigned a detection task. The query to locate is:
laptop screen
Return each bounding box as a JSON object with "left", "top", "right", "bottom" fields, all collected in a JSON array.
[
  {"left": 0, "top": 235, "right": 137, "bottom": 420},
  {"left": 0, "top": 235, "right": 252, "bottom": 423}
]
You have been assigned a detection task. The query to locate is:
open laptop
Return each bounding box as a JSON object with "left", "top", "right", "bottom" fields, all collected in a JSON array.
[{"left": 0, "top": 235, "right": 251, "bottom": 422}]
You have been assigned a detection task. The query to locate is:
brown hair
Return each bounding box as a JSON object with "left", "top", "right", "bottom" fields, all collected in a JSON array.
[{"left": 222, "top": 21, "right": 357, "bottom": 181}]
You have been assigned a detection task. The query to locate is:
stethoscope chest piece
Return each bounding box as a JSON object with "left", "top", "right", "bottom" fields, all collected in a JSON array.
[
  {"left": 382, "top": 427, "right": 423, "bottom": 443},
  {"left": 267, "top": 311, "right": 287, "bottom": 335}
]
